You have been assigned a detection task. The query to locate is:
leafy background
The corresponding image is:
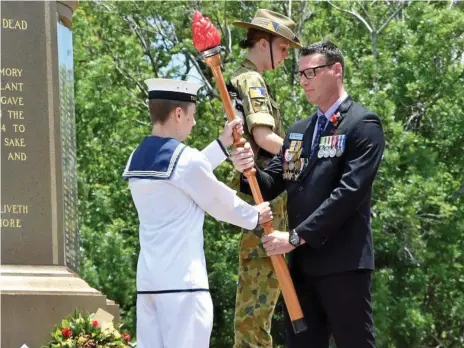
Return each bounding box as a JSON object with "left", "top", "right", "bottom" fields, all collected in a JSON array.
[{"left": 73, "top": 1, "right": 464, "bottom": 347}]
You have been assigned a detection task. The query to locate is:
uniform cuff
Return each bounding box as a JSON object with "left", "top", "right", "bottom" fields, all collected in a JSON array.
[
  {"left": 254, "top": 211, "right": 264, "bottom": 231},
  {"left": 294, "top": 227, "right": 328, "bottom": 249},
  {"left": 246, "top": 113, "right": 275, "bottom": 133},
  {"left": 216, "top": 138, "right": 230, "bottom": 158}
]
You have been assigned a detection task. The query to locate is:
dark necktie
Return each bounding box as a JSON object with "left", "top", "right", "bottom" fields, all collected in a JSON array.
[{"left": 311, "top": 115, "right": 328, "bottom": 158}]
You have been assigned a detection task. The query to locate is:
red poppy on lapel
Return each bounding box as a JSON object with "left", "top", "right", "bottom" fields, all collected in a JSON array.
[
  {"left": 329, "top": 112, "right": 342, "bottom": 135},
  {"left": 330, "top": 112, "right": 341, "bottom": 127}
]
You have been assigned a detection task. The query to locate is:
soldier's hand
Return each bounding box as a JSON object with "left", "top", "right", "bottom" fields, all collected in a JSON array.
[
  {"left": 231, "top": 142, "right": 254, "bottom": 173},
  {"left": 256, "top": 201, "right": 273, "bottom": 225},
  {"left": 219, "top": 118, "right": 244, "bottom": 148}
]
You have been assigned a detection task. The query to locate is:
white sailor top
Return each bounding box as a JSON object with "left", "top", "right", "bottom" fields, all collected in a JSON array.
[{"left": 123, "top": 136, "right": 259, "bottom": 293}]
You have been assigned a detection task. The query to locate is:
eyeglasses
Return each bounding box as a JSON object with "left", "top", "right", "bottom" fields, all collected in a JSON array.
[{"left": 295, "top": 63, "right": 335, "bottom": 80}]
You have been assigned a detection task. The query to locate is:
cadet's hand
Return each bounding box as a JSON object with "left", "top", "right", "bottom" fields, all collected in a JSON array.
[
  {"left": 256, "top": 202, "right": 273, "bottom": 225},
  {"left": 262, "top": 231, "right": 294, "bottom": 256},
  {"left": 219, "top": 118, "right": 244, "bottom": 148},
  {"left": 231, "top": 142, "right": 254, "bottom": 173}
]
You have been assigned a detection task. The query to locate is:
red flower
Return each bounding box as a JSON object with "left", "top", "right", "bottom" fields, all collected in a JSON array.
[
  {"left": 61, "top": 327, "right": 72, "bottom": 338},
  {"left": 330, "top": 112, "right": 341, "bottom": 126},
  {"left": 91, "top": 319, "right": 100, "bottom": 328},
  {"left": 122, "top": 333, "right": 131, "bottom": 343}
]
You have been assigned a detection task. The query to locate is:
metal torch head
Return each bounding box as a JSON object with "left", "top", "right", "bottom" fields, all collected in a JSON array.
[{"left": 200, "top": 46, "right": 223, "bottom": 59}]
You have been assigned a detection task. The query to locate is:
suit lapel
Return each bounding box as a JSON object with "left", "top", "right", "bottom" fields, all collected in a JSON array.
[
  {"left": 302, "top": 114, "right": 317, "bottom": 157},
  {"left": 338, "top": 95, "right": 353, "bottom": 116},
  {"left": 297, "top": 96, "right": 354, "bottom": 182}
]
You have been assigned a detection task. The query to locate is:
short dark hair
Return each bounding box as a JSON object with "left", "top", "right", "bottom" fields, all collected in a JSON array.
[
  {"left": 300, "top": 41, "right": 344, "bottom": 74},
  {"left": 148, "top": 99, "right": 191, "bottom": 124},
  {"left": 239, "top": 28, "right": 274, "bottom": 49}
]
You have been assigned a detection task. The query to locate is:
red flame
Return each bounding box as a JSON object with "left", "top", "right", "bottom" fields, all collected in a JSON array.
[{"left": 192, "top": 11, "right": 221, "bottom": 52}]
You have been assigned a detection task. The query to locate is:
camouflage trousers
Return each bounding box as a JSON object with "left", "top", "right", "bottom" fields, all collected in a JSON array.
[
  {"left": 234, "top": 196, "right": 287, "bottom": 348},
  {"left": 234, "top": 255, "right": 280, "bottom": 348}
]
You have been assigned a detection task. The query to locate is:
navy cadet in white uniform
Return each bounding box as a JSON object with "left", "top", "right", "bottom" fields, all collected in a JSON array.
[{"left": 122, "top": 78, "right": 273, "bottom": 348}]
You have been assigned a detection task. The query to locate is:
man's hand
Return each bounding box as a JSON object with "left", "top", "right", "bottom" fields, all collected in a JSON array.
[
  {"left": 256, "top": 201, "right": 273, "bottom": 225},
  {"left": 262, "top": 231, "right": 295, "bottom": 256},
  {"left": 230, "top": 142, "right": 255, "bottom": 173},
  {"left": 218, "top": 118, "right": 244, "bottom": 148}
]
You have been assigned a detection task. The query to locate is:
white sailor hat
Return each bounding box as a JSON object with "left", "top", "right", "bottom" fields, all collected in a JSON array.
[{"left": 144, "top": 78, "right": 203, "bottom": 103}]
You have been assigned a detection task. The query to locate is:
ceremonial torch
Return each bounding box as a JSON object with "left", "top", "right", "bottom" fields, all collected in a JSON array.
[{"left": 192, "top": 11, "right": 307, "bottom": 333}]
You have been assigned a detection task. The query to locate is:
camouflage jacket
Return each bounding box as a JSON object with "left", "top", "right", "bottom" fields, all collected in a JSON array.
[
  {"left": 229, "top": 59, "right": 287, "bottom": 258},
  {"left": 230, "top": 59, "right": 284, "bottom": 168}
]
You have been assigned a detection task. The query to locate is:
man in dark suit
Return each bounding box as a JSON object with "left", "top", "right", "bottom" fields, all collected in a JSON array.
[{"left": 231, "top": 41, "right": 385, "bottom": 348}]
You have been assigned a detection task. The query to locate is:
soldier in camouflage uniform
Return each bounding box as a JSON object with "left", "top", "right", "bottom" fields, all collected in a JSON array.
[{"left": 229, "top": 9, "right": 302, "bottom": 348}]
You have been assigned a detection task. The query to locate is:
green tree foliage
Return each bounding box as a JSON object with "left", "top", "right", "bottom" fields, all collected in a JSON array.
[{"left": 73, "top": 1, "right": 463, "bottom": 346}]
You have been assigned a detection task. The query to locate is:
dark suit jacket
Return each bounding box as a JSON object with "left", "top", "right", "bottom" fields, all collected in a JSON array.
[{"left": 241, "top": 96, "right": 385, "bottom": 276}]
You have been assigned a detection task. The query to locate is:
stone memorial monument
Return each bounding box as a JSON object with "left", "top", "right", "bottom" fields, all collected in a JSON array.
[{"left": 1, "top": 2, "right": 120, "bottom": 347}]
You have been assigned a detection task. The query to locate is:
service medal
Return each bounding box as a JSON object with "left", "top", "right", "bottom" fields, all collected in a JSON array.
[
  {"left": 289, "top": 140, "right": 302, "bottom": 153},
  {"left": 285, "top": 149, "right": 293, "bottom": 162},
  {"left": 326, "top": 136, "right": 332, "bottom": 157},
  {"left": 323, "top": 137, "right": 330, "bottom": 158},
  {"left": 320, "top": 136, "right": 325, "bottom": 158},
  {"left": 329, "top": 148, "right": 336, "bottom": 158},
  {"left": 329, "top": 135, "right": 337, "bottom": 157},
  {"left": 336, "top": 135, "right": 345, "bottom": 157},
  {"left": 300, "top": 158, "right": 306, "bottom": 171},
  {"left": 318, "top": 137, "right": 324, "bottom": 158}
]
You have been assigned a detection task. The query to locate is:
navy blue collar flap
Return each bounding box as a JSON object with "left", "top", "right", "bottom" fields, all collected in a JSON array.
[{"left": 122, "top": 136, "right": 185, "bottom": 180}]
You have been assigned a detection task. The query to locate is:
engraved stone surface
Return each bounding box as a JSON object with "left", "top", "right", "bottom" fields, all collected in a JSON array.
[
  {"left": 58, "top": 20, "right": 79, "bottom": 273},
  {"left": 1, "top": 3, "right": 119, "bottom": 348},
  {"left": 0, "top": 1, "right": 78, "bottom": 270},
  {"left": 1, "top": 1, "right": 58, "bottom": 265}
]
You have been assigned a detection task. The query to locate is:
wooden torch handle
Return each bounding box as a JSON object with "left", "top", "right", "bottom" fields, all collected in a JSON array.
[{"left": 204, "top": 54, "right": 306, "bottom": 332}]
